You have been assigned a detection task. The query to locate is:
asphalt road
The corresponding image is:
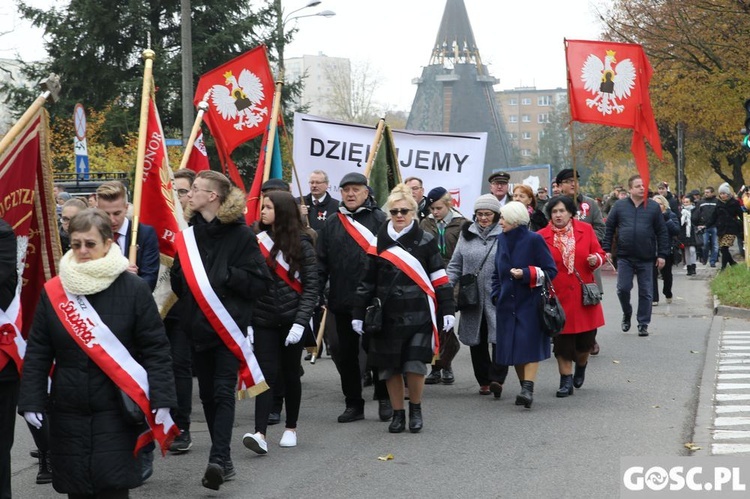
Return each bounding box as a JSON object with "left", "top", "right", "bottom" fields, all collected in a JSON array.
[{"left": 10, "top": 265, "right": 728, "bottom": 498}]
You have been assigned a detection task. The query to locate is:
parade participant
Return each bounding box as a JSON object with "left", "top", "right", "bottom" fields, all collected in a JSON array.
[
  {"left": 420, "top": 187, "right": 465, "bottom": 385},
  {"left": 166, "top": 168, "right": 195, "bottom": 454},
  {"left": 171, "top": 171, "right": 271, "bottom": 490},
  {"left": 488, "top": 171, "right": 512, "bottom": 206},
  {"left": 679, "top": 196, "right": 699, "bottom": 276},
  {"left": 512, "top": 184, "right": 548, "bottom": 231},
  {"left": 404, "top": 176, "right": 429, "bottom": 220},
  {"left": 536, "top": 186, "right": 549, "bottom": 211},
  {"left": 353, "top": 184, "right": 455, "bottom": 433},
  {"left": 693, "top": 186, "right": 719, "bottom": 266},
  {"left": 603, "top": 175, "right": 669, "bottom": 337},
  {"left": 716, "top": 183, "right": 743, "bottom": 270},
  {"left": 300, "top": 170, "right": 339, "bottom": 232},
  {"left": 651, "top": 195, "right": 680, "bottom": 305},
  {"left": 491, "top": 201, "right": 557, "bottom": 409},
  {"left": 539, "top": 196, "right": 605, "bottom": 397},
  {"left": 446, "top": 195, "right": 507, "bottom": 397},
  {"left": 318, "top": 172, "right": 391, "bottom": 423},
  {"left": 96, "top": 181, "right": 160, "bottom": 291},
  {"left": 0, "top": 218, "right": 20, "bottom": 498},
  {"left": 657, "top": 181, "right": 680, "bottom": 213},
  {"left": 19, "top": 208, "right": 177, "bottom": 498},
  {"left": 551, "top": 181, "right": 561, "bottom": 196},
  {"left": 59, "top": 198, "right": 88, "bottom": 253},
  {"left": 242, "top": 191, "right": 319, "bottom": 453}
]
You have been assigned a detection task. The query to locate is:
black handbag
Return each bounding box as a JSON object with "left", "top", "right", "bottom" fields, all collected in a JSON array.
[
  {"left": 574, "top": 269, "right": 602, "bottom": 306},
  {"left": 364, "top": 297, "right": 383, "bottom": 334},
  {"left": 457, "top": 243, "right": 494, "bottom": 311},
  {"left": 118, "top": 389, "right": 146, "bottom": 426},
  {"left": 539, "top": 272, "right": 565, "bottom": 337}
]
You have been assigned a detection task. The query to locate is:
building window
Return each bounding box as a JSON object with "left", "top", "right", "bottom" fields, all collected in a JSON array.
[
  {"left": 509, "top": 115, "right": 518, "bottom": 123},
  {"left": 537, "top": 95, "right": 552, "bottom": 106},
  {"left": 538, "top": 114, "right": 549, "bottom": 123},
  {"left": 508, "top": 132, "right": 517, "bottom": 139},
  {"left": 522, "top": 132, "right": 531, "bottom": 140},
  {"left": 521, "top": 114, "right": 530, "bottom": 123},
  {"left": 521, "top": 149, "right": 531, "bottom": 157},
  {"left": 538, "top": 131, "right": 545, "bottom": 140},
  {"left": 509, "top": 98, "right": 518, "bottom": 105},
  {"left": 521, "top": 98, "right": 531, "bottom": 105}
]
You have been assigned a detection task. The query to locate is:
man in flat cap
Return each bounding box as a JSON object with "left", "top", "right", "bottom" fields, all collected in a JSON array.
[
  {"left": 488, "top": 171, "right": 512, "bottom": 206},
  {"left": 317, "top": 172, "right": 391, "bottom": 423}
]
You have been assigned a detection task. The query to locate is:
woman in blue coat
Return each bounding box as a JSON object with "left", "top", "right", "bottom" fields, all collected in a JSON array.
[{"left": 491, "top": 201, "right": 557, "bottom": 409}]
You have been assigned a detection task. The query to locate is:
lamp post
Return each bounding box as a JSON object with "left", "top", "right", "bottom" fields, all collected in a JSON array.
[{"left": 274, "top": 0, "right": 335, "bottom": 75}]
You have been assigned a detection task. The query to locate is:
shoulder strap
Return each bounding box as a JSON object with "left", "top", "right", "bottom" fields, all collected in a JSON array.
[{"left": 474, "top": 242, "right": 494, "bottom": 275}]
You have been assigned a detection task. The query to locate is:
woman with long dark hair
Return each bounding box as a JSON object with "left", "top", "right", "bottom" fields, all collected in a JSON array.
[{"left": 242, "top": 191, "right": 318, "bottom": 453}]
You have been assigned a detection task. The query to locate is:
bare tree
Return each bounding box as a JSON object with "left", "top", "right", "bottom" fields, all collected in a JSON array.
[{"left": 324, "top": 59, "right": 382, "bottom": 124}]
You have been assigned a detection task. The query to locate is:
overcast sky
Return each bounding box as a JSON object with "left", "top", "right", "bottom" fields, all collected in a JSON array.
[{"left": 2, "top": 0, "right": 611, "bottom": 111}]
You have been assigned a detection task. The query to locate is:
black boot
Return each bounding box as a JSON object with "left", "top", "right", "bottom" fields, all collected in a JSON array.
[
  {"left": 687, "top": 264, "right": 696, "bottom": 275},
  {"left": 36, "top": 451, "right": 52, "bottom": 484},
  {"left": 573, "top": 363, "right": 587, "bottom": 388},
  {"left": 388, "top": 409, "right": 406, "bottom": 433},
  {"left": 556, "top": 375, "right": 574, "bottom": 398},
  {"left": 515, "top": 380, "right": 534, "bottom": 408},
  {"left": 408, "top": 402, "right": 423, "bottom": 433}
]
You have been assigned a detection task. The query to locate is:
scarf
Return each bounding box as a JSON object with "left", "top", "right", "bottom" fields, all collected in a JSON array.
[
  {"left": 476, "top": 223, "right": 498, "bottom": 239},
  {"left": 681, "top": 205, "right": 693, "bottom": 237},
  {"left": 387, "top": 220, "right": 415, "bottom": 241},
  {"left": 59, "top": 246, "right": 130, "bottom": 296},
  {"left": 551, "top": 220, "right": 575, "bottom": 274}
]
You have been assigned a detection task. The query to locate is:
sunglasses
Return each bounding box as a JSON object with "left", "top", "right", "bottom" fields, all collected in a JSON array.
[{"left": 389, "top": 208, "right": 412, "bottom": 216}]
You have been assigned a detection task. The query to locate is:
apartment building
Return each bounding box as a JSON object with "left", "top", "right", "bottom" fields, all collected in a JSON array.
[{"left": 284, "top": 53, "right": 351, "bottom": 118}]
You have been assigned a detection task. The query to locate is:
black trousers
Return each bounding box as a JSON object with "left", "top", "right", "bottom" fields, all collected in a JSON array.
[
  {"left": 68, "top": 490, "right": 128, "bottom": 499},
  {"left": 469, "top": 315, "right": 508, "bottom": 386},
  {"left": 253, "top": 326, "right": 304, "bottom": 435},
  {"left": 165, "top": 319, "right": 193, "bottom": 431},
  {"left": 653, "top": 256, "right": 674, "bottom": 301},
  {"left": 193, "top": 344, "right": 239, "bottom": 465},
  {"left": 0, "top": 379, "right": 19, "bottom": 499}
]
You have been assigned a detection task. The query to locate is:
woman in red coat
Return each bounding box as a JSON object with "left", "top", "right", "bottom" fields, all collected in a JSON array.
[{"left": 538, "top": 196, "right": 606, "bottom": 397}]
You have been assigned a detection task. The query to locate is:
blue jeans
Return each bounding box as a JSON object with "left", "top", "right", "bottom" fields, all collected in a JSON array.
[
  {"left": 616, "top": 258, "right": 655, "bottom": 327},
  {"left": 703, "top": 226, "right": 718, "bottom": 265}
]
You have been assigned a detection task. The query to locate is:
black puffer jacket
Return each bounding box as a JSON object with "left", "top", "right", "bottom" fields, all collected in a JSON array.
[
  {"left": 171, "top": 187, "right": 272, "bottom": 351},
  {"left": 252, "top": 233, "right": 319, "bottom": 329},
  {"left": 317, "top": 200, "right": 386, "bottom": 315},
  {"left": 0, "top": 218, "right": 18, "bottom": 383},
  {"left": 716, "top": 197, "right": 743, "bottom": 237},
  {"left": 353, "top": 222, "right": 455, "bottom": 368},
  {"left": 18, "top": 272, "right": 176, "bottom": 495},
  {"left": 603, "top": 197, "right": 670, "bottom": 260}
]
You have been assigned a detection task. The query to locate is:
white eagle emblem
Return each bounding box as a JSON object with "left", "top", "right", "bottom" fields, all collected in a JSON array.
[
  {"left": 581, "top": 49, "right": 636, "bottom": 115},
  {"left": 210, "top": 69, "right": 268, "bottom": 131}
]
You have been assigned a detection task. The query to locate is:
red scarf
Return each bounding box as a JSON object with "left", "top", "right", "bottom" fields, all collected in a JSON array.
[{"left": 551, "top": 220, "right": 575, "bottom": 274}]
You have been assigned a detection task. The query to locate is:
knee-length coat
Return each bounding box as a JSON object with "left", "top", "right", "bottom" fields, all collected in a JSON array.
[
  {"left": 538, "top": 219, "right": 606, "bottom": 334},
  {"left": 491, "top": 225, "right": 557, "bottom": 365}
]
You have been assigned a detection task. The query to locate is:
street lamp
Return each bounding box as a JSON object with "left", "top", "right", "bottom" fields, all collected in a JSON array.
[{"left": 274, "top": 0, "right": 336, "bottom": 74}]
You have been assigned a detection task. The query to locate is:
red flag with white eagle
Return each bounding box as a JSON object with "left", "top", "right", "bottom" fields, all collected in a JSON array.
[
  {"left": 565, "top": 39, "right": 662, "bottom": 189},
  {"left": 194, "top": 45, "right": 274, "bottom": 190},
  {"left": 186, "top": 129, "right": 210, "bottom": 173},
  {"left": 139, "top": 98, "right": 187, "bottom": 316}
]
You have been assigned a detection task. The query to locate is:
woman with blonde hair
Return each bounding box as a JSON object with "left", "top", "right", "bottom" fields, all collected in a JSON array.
[{"left": 353, "top": 184, "right": 455, "bottom": 433}]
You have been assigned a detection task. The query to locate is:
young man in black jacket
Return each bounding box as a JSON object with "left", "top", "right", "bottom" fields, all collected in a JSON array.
[{"left": 603, "top": 175, "right": 670, "bottom": 337}]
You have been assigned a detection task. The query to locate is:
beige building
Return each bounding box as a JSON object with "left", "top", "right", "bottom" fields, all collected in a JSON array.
[
  {"left": 0, "top": 58, "right": 31, "bottom": 134},
  {"left": 496, "top": 87, "right": 567, "bottom": 163},
  {"left": 285, "top": 52, "right": 351, "bottom": 118}
]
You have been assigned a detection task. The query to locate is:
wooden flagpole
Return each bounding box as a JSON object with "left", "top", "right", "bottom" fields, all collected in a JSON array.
[
  {"left": 310, "top": 307, "right": 328, "bottom": 364},
  {"left": 363, "top": 118, "right": 386, "bottom": 180},
  {"left": 178, "top": 100, "right": 209, "bottom": 170},
  {"left": 0, "top": 75, "right": 61, "bottom": 155},
  {"left": 129, "top": 48, "right": 156, "bottom": 265},
  {"left": 262, "top": 70, "right": 285, "bottom": 183}
]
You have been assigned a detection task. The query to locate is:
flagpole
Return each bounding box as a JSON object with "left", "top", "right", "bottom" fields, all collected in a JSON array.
[
  {"left": 129, "top": 48, "right": 156, "bottom": 265},
  {"left": 281, "top": 128, "right": 312, "bottom": 228},
  {"left": 178, "top": 100, "right": 209, "bottom": 170},
  {"left": 263, "top": 71, "right": 285, "bottom": 183},
  {"left": 0, "top": 75, "right": 61, "bottom": 156},
  {"left": 569, "top": 121, "right": 578, "bottom": 198},
  {"left": 363, "top": 118, "right": 386, "bottom": 180}
]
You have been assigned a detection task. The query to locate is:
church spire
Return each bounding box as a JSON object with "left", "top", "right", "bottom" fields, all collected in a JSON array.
[{"left": 429, "top": 0, "right": 483, "bottom": 69}]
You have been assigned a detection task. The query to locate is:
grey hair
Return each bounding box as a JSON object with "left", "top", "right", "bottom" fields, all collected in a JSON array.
[
  {"left": 310, "top": 170, "right": 329, "bottom": 183},
  {"left": 500, "top": 201, "right": 530, "bottom": 226}
]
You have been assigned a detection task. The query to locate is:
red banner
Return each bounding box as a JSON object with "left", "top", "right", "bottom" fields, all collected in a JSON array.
[
  {"left": 0, "top": 110, "right": 61, "bottom": 335},
  {"left": 194, "top": 45, "right": 275, "bottom": 189},
  {"left": 565, "top": 39, "right": 662, "bottom": 189},
  {"left": 186, "top": 129, "right": 210, "bottom": 173}
]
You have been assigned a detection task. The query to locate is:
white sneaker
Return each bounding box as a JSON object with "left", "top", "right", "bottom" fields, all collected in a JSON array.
[
  {"left": 242, "top": 432, "right": 268, "bottom": 455},
  {"left": 279, "top": 429, "right": 297, "bottom": 448}
]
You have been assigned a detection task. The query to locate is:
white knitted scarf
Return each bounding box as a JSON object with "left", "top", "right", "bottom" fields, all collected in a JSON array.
[{"left": 59, "top": 247, "right": 130, "bottom": 295}]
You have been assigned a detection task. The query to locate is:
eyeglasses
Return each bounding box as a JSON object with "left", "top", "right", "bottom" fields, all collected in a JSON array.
[
  {"left": 70, "top": 241, "right": 99, "bottom": 250},
  {"left": 561, "top": 179, "right": 577, "bottom": 185},
  {"left": 389, "top": 208, "right": 412, "bottom": 216},
  {"left": 60, "top": 216, "right": 71, "bottom": 223},
  {"left": 475, "top": 211, "right": 495, "bottom": 219},
  {"left": 177, "top": 188, "right": 189, "bottom": 197},
  {"left": 191, "top": 186, "right": 215, "bottom": 194}
]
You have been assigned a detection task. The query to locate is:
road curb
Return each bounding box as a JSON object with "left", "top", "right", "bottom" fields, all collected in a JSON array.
[{"left": 692, "top": 313, "right": 722, "bottom": 455}]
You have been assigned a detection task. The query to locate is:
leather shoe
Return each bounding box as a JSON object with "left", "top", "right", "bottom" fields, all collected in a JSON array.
[
  {"left": 479, "top": 385, "right": 491, "bottom": 395},
  {"left": 202, "top": 463, "right": 224, "bottom": 491},
  {"left": 389, "top": 410, "right": 406, "bottom": 433},
  {"left": 489, "top": 381, "right": 503, "bottom": 399},
  {"left": 140, "top": 450, "right": 154, "bottom": 483},
  {"left": 590, "top": 341, "right": 600, "bottom": 355},
  {"left": 573, "top": 363, "right": 587, "bottom": 388},
  {"left": 378, "top": 399, "right": 393, "bottom": 422},
  {"left": 408, "top": 402, "right": 423, "bottom": 433},
  {"left": 638, "top": 325, "right": 649, "bottom": 337},
  {"left": 441, "top": 367, "right": 455, "bottom": 384},
  {"left": 425, "top": 369, "right": 441, "bottom": 385},
  {"left": 621, "top": 314, "right": 631, "bottom": 332},
  {"left": 337, "top": 407, "right": 364, "bottom": 423}
]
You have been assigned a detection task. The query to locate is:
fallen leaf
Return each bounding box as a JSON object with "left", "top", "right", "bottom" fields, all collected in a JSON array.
[
  {"left": 613, "top": 360, "right": 620, "bottom": 364},
  {"left": 377, "top": 453, "right": 394, "bottom": 461},
  {"left": 690, "top": 350, "right": 700, "bottom": 354},
  {"left": 653, "top": 405, "right": 660, "bottom": 409},
  {"left": 684, "top": 443, "right": 701, "bottom": 451}
]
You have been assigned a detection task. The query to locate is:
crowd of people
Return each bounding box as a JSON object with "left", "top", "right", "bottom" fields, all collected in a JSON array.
[{"left": 0, "top": 168, "right": 746, "bottom": 497}]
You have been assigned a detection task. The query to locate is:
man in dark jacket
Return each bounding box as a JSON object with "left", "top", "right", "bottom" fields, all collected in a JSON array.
[
  {"left": 693, "top": 186, "right": 719, "bottom": 267},
  {"left": 603, "top": 175, "right": 669, "bottom": 337},
  {"left": 0, "top": 218, "right": 18, "bottom": 499},
  {"left": 318, "top": 172, "right": 390, "bottom": 423},
  {"left": 488, "top": 171, "right": 512, "bottom": 206},
  {"left": 657, "top": 181, "right": 680, "bottom": 214},
  {"left": 171, "top": 171, "right": 271, "bottom": 490},
  {"left": 300, "top": 169, "right": 339, "bottom": 232},
  {"left": 405, "top": 176, "right": 429, "bottom": 220}
]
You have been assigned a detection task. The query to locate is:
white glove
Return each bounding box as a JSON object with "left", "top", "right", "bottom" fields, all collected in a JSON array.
[
  {"left": 443, "top": 315, "right": 456, "bottom": 332},
  {"left": 24, "top": 411, "right": 43, "bottom": 430},
  {"left": 153, "top": 407, "right": 171, "bottom": 425},
  {"left": 246, "top": 326, "right": 254, "bottom": 345},
  {"left": 285, "top": 323, "right": 305, "bottom": 346},
  {"left": 352, "top": 319, "right": 364, "bottom": 335}
]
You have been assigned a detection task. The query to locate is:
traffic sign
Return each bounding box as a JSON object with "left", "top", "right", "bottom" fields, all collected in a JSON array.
[
  {"left": 74, "top": 103, "right": 87, "bottom": 140},
  {"left": 76, "top": 155, "right": 89, "bottom": 180}
]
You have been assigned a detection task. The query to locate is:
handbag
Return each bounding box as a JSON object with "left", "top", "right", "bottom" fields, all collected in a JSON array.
[
  {"left": 457, "top": 243, "right": 494, "bottom": 311},
  {"left": 363, "top": 297, "right": 383, "bottom": 334},
  {"left": 538, "top": 272, "right": 566, "bottom": 337},
  {"left": 574, "top": 269, "right": 602, "bottom": 306},
  {"left": 118, "top": 389, "right": 146, "bottom": 426}
]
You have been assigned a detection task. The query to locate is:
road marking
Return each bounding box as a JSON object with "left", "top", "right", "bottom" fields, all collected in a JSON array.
[
  {"left": 716, "top": 406, "right": 750, "bottom": 414},
  {"left": 717, "top": 383, "right": 750, "bottom": 390},
  {"left": 718, "top": 374, "right": 750, "bottom": 380},
  {"left": 711, "top": 332, "right": 750, "bottom": 454},
  {"left": 712, "top": 443, "right": 750, "bottom": 454},
  {"left": 719, "top": 365, "right": 750, "bottom": 371}
]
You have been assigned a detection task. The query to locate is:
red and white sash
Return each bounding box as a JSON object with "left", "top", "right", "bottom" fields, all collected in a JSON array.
[
  {"left": 337, "top": 212, "right": 377, "bottom": 255},
  {"left": 256, "top": 231, "right": 303, "bottom": 294},
  {"left": 174, "top": 227, "right": 268, "bottom": 398},
  {"left": 44, "top": 277, "right": 178, "bottom": 455},
  {"left": 0, "top": 292, "right": 25, "bottom": 374}
]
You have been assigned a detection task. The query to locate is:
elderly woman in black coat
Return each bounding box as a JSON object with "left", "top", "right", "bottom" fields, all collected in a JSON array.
[
  {"left": 492, "top": 201, "right": 557, "bottom": 409},
  {"left": 19, "top": 209, "right": 176, "bottom": 499},
  {"left": 354, "top": 184, "right": 455, "bottom": 434}
]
